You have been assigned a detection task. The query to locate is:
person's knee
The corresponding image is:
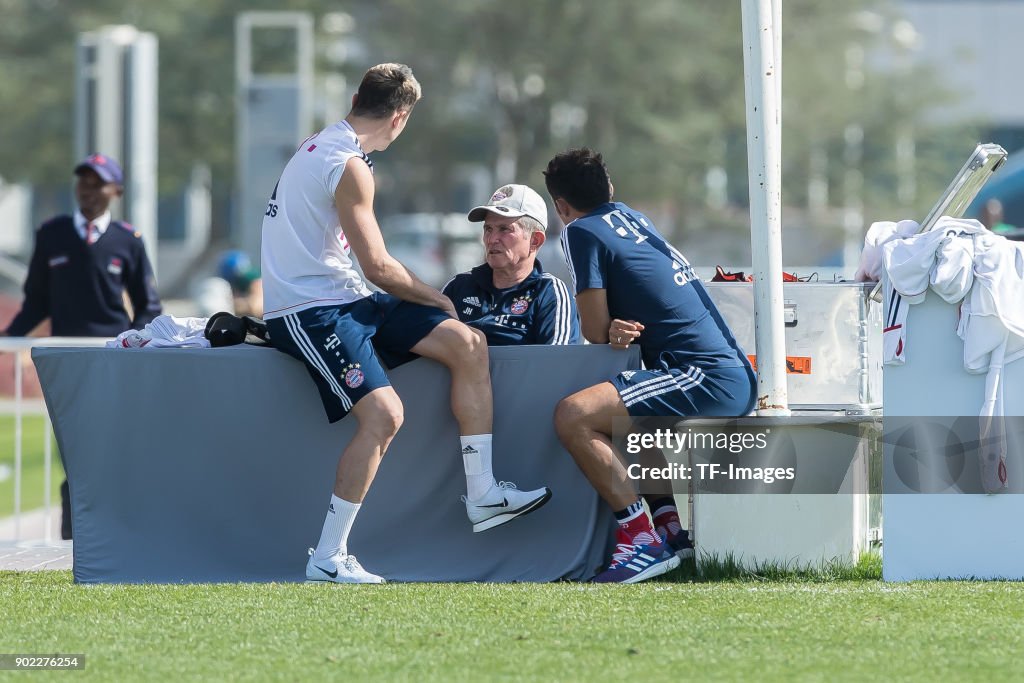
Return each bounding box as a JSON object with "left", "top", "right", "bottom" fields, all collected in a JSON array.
[
  {"left": 378, "top": 402, "right": 404, "bottom": 437},
  {"left": 416, "top": 320, "right": 489, "bottom": 369},
  {"left": 461, "top": 325, "right": 488, "bottom": 361},
  {"left": 446, "top": 323, "right": 489, "bottom": 366},
  {"left": 556, "top": 385, "right": 623, "bottom": 441},
  {"left": 358, "top": 392, "right": 405, "bottom": 441},
  {"left": 554, "top": 395, "right": 586, "bottom": 438}
]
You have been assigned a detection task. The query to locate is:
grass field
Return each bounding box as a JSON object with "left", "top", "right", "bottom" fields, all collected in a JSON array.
[
  {"left": 2, "top": 421, "right": 1021, "bottom": 681},
  {"left": 3, "top": 558, "right": 1024, "bottom": 682},
  {"left": 0, "top": 415, "right": 63, "bottom": 518}
]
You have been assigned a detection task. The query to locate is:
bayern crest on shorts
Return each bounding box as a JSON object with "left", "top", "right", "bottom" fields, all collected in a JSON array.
[
  {"left": 510, "top": 295, "right": 531, "bottom": 315},
  {"left": 342, "top": 363, "right": 364, "bottom": 388}
]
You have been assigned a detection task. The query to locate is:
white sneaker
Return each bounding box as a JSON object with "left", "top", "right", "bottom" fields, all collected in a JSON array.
[
  {"left": 305, "top": 548, "right": 386, "bottom": 584},
  {"left": 463, "top": 480, "right": 552, "bottom": 532}
]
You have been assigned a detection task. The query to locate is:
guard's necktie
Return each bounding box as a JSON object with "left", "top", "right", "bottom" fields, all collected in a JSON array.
[{"left": 86, "top": 221, "right": 98, "bottom": 245}]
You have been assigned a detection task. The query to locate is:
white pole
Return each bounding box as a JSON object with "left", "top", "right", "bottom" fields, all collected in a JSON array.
[
  {"left": 773, "top": 0, "right": 782, "bottom": 113},
  {"left": 741, "top": 0, "right": 789, "bottom": 415}
]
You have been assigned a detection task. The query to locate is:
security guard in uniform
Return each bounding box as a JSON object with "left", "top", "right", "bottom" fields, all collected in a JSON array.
[{"left": 2, "top": 153, "right": 162, "bottom": 539}]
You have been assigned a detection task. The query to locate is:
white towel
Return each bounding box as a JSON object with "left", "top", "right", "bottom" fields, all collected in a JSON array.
[
  {"left": 881, "top": 216, "right": 1024, "bottom": 492},
  {"left": 106, "top": 315, "right": 211, "bottom": 349},
  {"left": 855, "top": 219, "right": 920, "bottom": 282}
]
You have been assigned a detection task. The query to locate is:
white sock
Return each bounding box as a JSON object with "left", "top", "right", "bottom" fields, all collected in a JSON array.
[
  {"left": 461, "top": 434, "right": 494, "bottom": 501},
  {"left": 313, "top": 494, "right": 360, "bottom": 560}
]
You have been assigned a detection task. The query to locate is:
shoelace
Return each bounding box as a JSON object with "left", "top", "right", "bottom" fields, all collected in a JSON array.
[
  {"left": 609, "top": 541, "right": 640, "bottom": 569},
  {"left": 307, "top": 547, "right": 364, "bottom": 572},
  {"left": 460, "top": 480, "right": 519, "bottom": 504}
]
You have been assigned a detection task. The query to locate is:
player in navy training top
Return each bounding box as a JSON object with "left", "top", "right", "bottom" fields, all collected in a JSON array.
[
  {"left": 442, "top": 183, "right": 580, "bottom": 346},
  {"left": 544, "top": 148, "right": 756, "bottom": 584}
]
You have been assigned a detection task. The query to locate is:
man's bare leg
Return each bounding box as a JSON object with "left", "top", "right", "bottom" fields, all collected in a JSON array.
[
  {"left": 307, "top": 387, "right": 404, "bottom": 584},
  {"left": 412, "top": 319, "right": 551, "bottom": 530},
  {"left": 554, "top": 382, "right": 679, "bottom": 582},
  {"left": 410, "top": 319, "right": 491, "bottom": 435},
  {"left": 553, "top": 382, "right": 635, "bottom": 508},
  {"left": 332, "top": 387, "right": 405, "bottom": 502}
]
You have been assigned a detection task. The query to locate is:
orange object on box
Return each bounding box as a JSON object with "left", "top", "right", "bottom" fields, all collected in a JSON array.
[{"left": 747, "top": 355, "right": 811, "bottom": 375}]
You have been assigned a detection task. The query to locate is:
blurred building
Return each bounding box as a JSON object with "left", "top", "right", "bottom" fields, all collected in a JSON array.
[{"left": 897, "top": 0, "right": 1024, "bottom": 151}]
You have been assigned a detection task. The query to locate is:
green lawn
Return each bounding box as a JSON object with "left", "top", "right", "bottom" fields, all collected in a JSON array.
[
  {"left": 0, "top": 415, "right": 63, "bottom": 518},
  {"left": 3, "top": 568, "right": 1024, "bottom": 682}
]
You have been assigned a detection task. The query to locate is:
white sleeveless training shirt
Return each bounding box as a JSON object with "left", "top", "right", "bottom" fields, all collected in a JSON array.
[{"left": 261, "top": 120, "right": 374, "bottom": 319}]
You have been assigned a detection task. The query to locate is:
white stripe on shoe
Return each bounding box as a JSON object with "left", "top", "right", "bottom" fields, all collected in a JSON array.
[{"left": 621, "top": 554, "right": 681, "bottom": 584}]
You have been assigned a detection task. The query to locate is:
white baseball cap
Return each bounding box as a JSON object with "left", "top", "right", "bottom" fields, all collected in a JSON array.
[{"left": 467, "top": 184, "right": 548, "bottom": 228}]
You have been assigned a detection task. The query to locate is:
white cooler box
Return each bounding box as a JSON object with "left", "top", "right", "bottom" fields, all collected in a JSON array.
[
  {"left": 682, "top": 281, "right": 883, "bottom": 567},
  {"left": 705, "top": 280, "right": 882, "bottom": 413}
]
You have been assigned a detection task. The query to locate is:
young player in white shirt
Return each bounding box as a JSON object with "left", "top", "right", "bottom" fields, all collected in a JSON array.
[{"left": 262, "top": 63, "right": 551, "bottom": 584}]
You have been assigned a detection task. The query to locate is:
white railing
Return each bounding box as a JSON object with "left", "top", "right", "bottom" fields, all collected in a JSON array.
[{"left": 0, "top": 337, "right": 109, "bottom": 544}]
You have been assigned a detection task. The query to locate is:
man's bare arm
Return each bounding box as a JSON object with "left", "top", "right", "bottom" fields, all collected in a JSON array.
[
  {"left": 575, "top": 288, "right": 612, "bottom": 343},
  {"left": 336, "top": 158, "right": 456, "bottom": 316},
  {"left": 576, "top": 288, "right": 643, "bottom": 349}
]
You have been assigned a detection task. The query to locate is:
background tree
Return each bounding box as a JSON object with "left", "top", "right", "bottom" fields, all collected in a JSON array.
[{"left": 0, "top": 0, "right": 983, "bottom": 262}]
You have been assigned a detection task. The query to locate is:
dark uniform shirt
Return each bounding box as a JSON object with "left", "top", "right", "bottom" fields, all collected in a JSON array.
[
  {"left": 561, "top": 201, "right": 747, "bottom": 370},
  {"left": 442, "top": 261, "right": 581, "bottom": 346},
  {"left": 5, "top": 214, "right": 162, "bottom": 336}
]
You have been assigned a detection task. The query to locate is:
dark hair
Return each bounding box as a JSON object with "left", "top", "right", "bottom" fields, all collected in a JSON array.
[
  {"left": 543, "top": 148, "right": 612, "bottom": 213},
  {"left": 350, "top": 63, "right": 422, "bottom": 119}
]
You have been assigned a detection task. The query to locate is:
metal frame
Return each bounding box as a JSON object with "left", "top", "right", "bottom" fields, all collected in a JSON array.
[
  {"left": 74, "top": 25, "right": 159, "bottom": 272},
  {"left": 234, "top": 12, "right": 314, "bottom": 264},
  {"left": 0, "top": 338, "right": 108, "bottom": 544}
]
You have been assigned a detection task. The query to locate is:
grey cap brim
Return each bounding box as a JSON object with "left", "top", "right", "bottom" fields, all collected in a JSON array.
[{"left": 467, "top": 205, "right": 529, "bottom": 222}]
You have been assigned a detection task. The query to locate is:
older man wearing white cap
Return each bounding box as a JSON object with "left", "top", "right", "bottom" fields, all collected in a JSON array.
[{"left": 443, "top": 184, "right": 580, "bottom": 346}]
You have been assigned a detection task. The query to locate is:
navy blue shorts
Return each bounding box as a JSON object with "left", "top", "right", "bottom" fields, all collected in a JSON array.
[
  {"left": 610, "top": 362, "right": 757, "bottom": 418},
  {"left": 267, "top": 293, "right": 450, "bottom": 423}
]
